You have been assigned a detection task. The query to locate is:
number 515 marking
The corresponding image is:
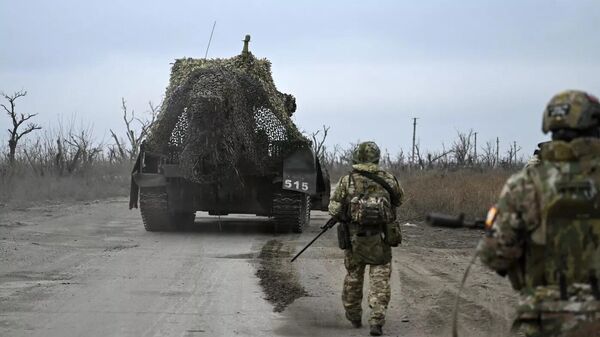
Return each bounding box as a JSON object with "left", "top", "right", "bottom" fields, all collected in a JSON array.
[{"left": 284, "top": 179, "right": 309, "bottom": 191}]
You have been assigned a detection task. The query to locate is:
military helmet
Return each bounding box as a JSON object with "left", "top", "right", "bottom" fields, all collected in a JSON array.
[
  {"left": 542, "top": 90, "right": 600, "bottom": 133},
  {"left": 352, "top": 141, "right": 381, "bottom": 164}
]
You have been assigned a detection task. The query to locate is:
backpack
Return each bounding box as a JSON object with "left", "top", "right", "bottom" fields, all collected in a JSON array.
[
  {"left": 347, "top": 171, "right": 396, "bottom": 226},
  {"left": 526, "top": 153, "right": 600, "bottom": 296}
]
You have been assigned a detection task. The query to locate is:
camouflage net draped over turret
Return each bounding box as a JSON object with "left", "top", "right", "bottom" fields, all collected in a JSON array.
[{"left": 145, "top": 52, "right": 309, "bottom": 184}]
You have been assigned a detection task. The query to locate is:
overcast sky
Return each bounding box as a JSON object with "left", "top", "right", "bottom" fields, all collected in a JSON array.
[{"left": 2, "top": 0, "right": 600, "bottom": 158}]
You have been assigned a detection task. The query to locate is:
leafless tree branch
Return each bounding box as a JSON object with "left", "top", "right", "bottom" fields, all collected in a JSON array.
[
  {"left": 310, "top": 125, "right": 330, "bottom": 160},
  {"left": 109, "top": 98, "right": 158, "bottom": 161},
  {"left": 2, "top": 90, "right": 41, "bottom": 163}
]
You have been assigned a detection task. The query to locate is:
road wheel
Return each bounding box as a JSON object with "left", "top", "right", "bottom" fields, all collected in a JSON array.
[
  {"left": 272, "top": 190, "right": 310, "bottom": 233},
  {"left": 139, "top": 187, "right": 182, "bottom": 232},
  {"left": 140, "top": 187, "right": 172, "bottom": 231},
  {"left": 300, "top": 194, "right": 311, "bottom": 233}
]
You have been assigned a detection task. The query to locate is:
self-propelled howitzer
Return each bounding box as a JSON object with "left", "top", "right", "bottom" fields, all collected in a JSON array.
[{"left": 129, "top": 35, "right": 330, "bottom": 232}]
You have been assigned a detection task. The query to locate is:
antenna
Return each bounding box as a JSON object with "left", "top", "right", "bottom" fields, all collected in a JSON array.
[{"left": 204, "top": 21, "right": 217, "bottom": 59}]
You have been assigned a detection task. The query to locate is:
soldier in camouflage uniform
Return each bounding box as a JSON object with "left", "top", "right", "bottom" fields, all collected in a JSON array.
[
  {"left": 329, "top": 141, "right": 404, "bottom": 336},
  {"left": 477, "top": 90, "right": 600, "bottom": 336}
]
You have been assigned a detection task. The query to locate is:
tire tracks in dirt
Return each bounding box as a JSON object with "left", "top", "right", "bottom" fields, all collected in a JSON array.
[
  {"left": 396, "top": 247, "right": 516, "bottom": 336},
  {"left": 255, "top": 239, "right": 308, "bottom": 312}
]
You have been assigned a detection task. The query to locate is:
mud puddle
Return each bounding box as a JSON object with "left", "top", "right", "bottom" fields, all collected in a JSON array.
[{"left": 256, "top": 239, "right": 307, "bottom": 312}]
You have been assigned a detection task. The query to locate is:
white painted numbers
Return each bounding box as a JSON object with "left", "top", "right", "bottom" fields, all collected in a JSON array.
[{"left": 284, "top": 179, "right": 309, "bottom": 191}]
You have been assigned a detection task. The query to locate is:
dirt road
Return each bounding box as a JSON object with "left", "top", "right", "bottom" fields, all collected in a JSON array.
[{"left": 0, "top": 199, "right": 516, "bottom": 337}]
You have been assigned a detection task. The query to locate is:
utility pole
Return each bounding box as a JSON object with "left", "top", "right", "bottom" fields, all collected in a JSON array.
[
  {"left": 496, "top": 137, "right": 500, "bottom": 167},
  {"left": 473, "top": 132, "right": 478, "bottom": 164},
  {"left": 411, "top": 117, "right": 418, "bottom": 165},
  {"left": 513, "top": 141, "right": 520, "bottom": 164}
]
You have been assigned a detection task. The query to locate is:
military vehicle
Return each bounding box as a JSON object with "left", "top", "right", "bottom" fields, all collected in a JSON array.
[{"left": 129, "top": 35, "right": 330, "bottom": 233}]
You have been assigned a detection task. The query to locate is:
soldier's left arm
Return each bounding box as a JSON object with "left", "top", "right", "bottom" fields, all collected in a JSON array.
[
  {"left": 477, "top": 170, "right": 539, "bottom": 274},
  {"left": 328, "top": 175, "right": 349, "bottom": 219}
]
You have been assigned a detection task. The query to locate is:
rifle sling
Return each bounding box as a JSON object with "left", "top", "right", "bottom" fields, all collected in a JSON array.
[{"left": 354, "top": 170, "right": 399, "bottom": 206}]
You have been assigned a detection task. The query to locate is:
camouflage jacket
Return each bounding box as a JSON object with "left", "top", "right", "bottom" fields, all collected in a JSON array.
[
  {"left": 328, "top": 163, "right": 404, "bottom": 223},
  {"left": 477, "top": 138, "right": 600, "bottom": 316}
]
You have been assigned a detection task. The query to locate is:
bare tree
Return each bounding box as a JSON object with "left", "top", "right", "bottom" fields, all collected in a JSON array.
[
  {"left": 310, "top": 125, "right": 330, "bottom": 161},
  {"left": 504, "top": 141, "right": 522, "bottom": 166},
  {"left": 481, "top": 140, "right": 497, "bottom": 167},
  {"left": 412, "top": 143, "right": 426, "bottom": 170},
  {"left": 425, "top": 149, "right": 453, "bottom": 169},
  {"left": 2, "top": 90, "right": 41, "bottom": 163},
  {"left": 110, "top": 98, "right": 158, "bottom": 161},
  {"left": 380, "top": 148, "right": 392, "bottom": 169},
  {"left": 451, "top": 130, "right": 474, "bottom": 166},
  {"left": 64, "top": 129, "right": 103, "bottom": 173}
]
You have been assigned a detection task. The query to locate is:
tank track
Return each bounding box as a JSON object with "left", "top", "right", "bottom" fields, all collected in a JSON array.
[
  {"left": 272, "top": 190, "right": 311, "bottom": 233},
  {"left": 139, "top": 187, "right": 195, "bottom": 231}
]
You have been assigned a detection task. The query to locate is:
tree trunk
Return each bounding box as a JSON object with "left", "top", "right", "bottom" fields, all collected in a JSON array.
[{"left": 8, "top": 139, "right": 16, "bottom": 163}]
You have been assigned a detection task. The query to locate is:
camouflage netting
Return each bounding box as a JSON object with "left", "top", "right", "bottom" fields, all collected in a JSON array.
[{"left": 145, "top": 50, "right": 309, "bottom": 184}]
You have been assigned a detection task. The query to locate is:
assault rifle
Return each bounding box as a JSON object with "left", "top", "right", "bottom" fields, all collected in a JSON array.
[
  {"left": 290, "top": 217, "right": 338, "bottom": 262},
  {"left": 426, "top": 213, "right": 486, "bottom": 230}
]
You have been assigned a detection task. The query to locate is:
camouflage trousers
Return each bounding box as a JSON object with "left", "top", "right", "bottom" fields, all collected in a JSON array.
[{"left": 342, "top": 249, "right": 392, "bottom": 326}]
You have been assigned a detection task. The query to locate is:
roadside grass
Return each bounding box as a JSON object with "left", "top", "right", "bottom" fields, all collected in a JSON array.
[
  {"left": 395, "top": 168, "right": 511, "bottom": 222},
  {"left": 2, "top": 161, "right": 512, "bottom": 218},
  {"left": 327, "top": 166, "right": 513, "bottom": 222},
  {"left": 0, "top": 161, "right": 131, "bottom": 207}
]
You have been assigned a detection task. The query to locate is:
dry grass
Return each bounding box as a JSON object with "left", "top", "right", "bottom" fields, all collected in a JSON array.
[
  {"left": 394, "top": 168, "right": 512, "bottom": 222},
  {"left": 1, "top": 139, "right": 512, "bottom": 216},
  {"left": 328, "top": 163, "right": 514, "bottom": 222},
  {"left": 0, "top": 95, "right": 158, "bottom": 208},
  {"left": 2, "top": 158, "right": 513, "bottom": 217},
  {"left": 0, "top": 120, "right": 136, "bottom": 207},
  {"left": 0, "top": 161, "right": 131, "bottom": 207}
]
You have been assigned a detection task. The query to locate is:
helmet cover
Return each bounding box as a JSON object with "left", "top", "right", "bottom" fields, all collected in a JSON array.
[
  {"left": 542, "top": 90, "right": 600, "bottom": 133},
  {"left": 352, "top": 141, "right": 381, "bottom": 164}
]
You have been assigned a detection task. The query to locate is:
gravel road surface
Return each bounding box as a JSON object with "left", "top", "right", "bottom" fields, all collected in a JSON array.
[{"left": 0, "top": 199, "right": 516, "bottom": 337}]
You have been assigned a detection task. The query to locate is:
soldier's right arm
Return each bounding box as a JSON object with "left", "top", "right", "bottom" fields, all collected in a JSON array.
[
  {"left": 328, "top": 175, "right": 349, "bottom": 219},
  {"left": 392, "top": 176, "right": 404, "bottom": 207},
  {"left": 382, "top": 172, "right": 404, "bottom": 207}
]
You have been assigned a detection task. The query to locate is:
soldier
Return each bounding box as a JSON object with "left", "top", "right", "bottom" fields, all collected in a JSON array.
[
  {"left": 328, "top": 141, "right": 404, "bottom": 336},
  {"left": 477, "top": 90, "right": 600, "bottom": 336}
]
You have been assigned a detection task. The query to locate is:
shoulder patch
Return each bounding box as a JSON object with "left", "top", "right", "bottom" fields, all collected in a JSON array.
[{"left": 485, "top": 206, "right": 498, "bottom": 229}]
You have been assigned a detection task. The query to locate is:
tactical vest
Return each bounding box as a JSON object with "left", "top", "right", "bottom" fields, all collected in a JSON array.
[{"left": 525, "top": 139, "right": 600, "bottom": 296}]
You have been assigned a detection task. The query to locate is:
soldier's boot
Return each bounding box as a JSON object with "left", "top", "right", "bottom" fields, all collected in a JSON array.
[
  {"left": 345, "top": 312, "right": 362, "bottom": 328},
  {"left": 369, "top": 324, "right": 382, "bottom": 336},
  {"left": 351, "top": 320, "right": 362, "bottom": 328}
]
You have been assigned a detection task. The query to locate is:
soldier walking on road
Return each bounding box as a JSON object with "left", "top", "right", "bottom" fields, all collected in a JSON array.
[
  {"left": 328, "top": 141, "right": 404, "bottom": 336},
  {"left": 478, "top": 90, "right": 600, "bottom": 336}
]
